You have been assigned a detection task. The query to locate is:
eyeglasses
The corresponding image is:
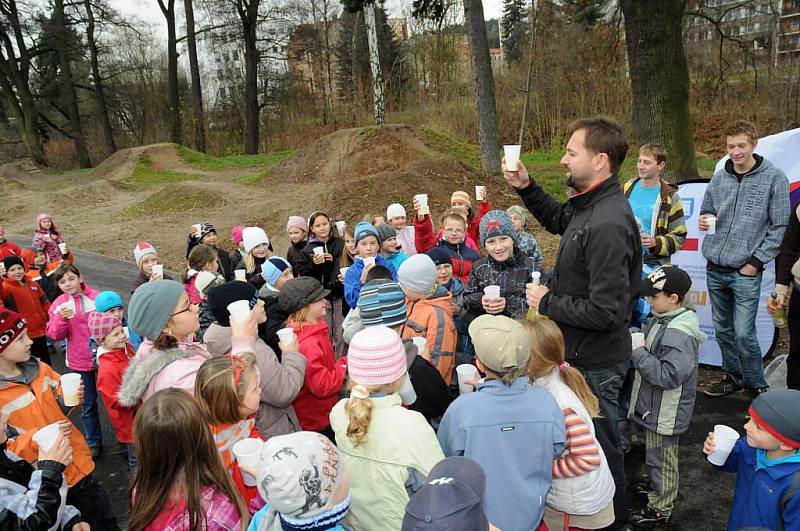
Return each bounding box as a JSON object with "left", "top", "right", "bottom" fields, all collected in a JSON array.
[{"left": 171, "top": 305, "right": 193, "bottom": 317}]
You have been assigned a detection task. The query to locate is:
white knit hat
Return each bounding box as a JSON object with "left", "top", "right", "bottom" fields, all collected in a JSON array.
[
  {"left": 133, "top": 242, "right": 157, "bottom": 267},
  {"left": 348, "top": 326, "right": 407, "bottom": 386},
  {"left": 242, "top": 227, "right": 270, "bottom": 253},
  {"left": 398, "top": 254, "right": 437, "bottom": 295},
  {"left": 386, "top": 203, "right": 406, "bottom": 220}
]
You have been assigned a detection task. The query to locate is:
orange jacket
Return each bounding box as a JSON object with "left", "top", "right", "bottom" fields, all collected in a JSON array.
[
  {"left": 0, "top": 358, "right": 95, "bottom": 486},
  {"left": 0, "top": 276, "right": 50, "bottom": 338},
  {"left": 402, "top": 289, "right": 457, "bottom": 384}
]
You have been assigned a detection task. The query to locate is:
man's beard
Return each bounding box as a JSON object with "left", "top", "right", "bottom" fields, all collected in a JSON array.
[{"left": 564, "top": 172, "right": 576, "bottom": 189}]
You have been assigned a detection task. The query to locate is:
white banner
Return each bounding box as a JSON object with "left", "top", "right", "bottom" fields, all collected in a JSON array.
[{"left": 672, "top": 127, "right": 800, "bottom": 365}]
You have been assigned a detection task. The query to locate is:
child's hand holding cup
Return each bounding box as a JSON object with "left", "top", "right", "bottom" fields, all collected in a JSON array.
[
  {"left": 150, "top": 264, "right": 164, "bottom": 281},
  {"left": 0, "top": 262, "right": 6, "bottom": 277},
  {"left": 414, "top": 194, "right": 429, "bottom": 217},
  {"left": 312, "top": 246, "right": 325, "bottom": 265},
  {"left": 277, "top": 327, "right": 298, "bottom": 353},
  {"left": 228, "top": 301, "right": 257, "bottom": 337},
  {"left": 58, "top": 299, "right": 75, "bottom": 320}
]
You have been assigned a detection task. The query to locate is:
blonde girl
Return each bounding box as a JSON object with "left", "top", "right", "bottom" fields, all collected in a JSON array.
[
  {"left": 183, "top": 244, "right": 219, "bottom": 305},
  {"left": 330, "top": 326, "right": 443, "bottom": 530},
  {"left": 524, "top": 318, "right": 615, "bottom": 530},
  {"left": 129, "top": 388, "right": 249, "bottom": 531},
  {"left": 195, "top": 352, "right": 264, "bottom": 503},
  {"left": 235, "top": 227, "right": 271, "bottom": 290}
]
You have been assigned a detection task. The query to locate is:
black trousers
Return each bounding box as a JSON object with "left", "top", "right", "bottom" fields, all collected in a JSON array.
[
  {"left": 787, "top": 288, "right": 800, "bottom": 390},
  {"left": 66, "top": 473, "right": 120, "bottom": 531}
]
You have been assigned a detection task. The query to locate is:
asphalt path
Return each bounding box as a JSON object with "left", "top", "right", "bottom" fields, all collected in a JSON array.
[{"left": 9, "top": 236, "right": 744, "bottom": 529}]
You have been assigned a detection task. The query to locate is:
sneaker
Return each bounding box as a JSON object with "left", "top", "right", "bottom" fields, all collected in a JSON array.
[
  {"left": 743, "top": 386, "right": 769, "bottom": 398},
  {"left": 634, "top": 478, "right": 653, "bottom": 495},
  {"left": 630, "top": 505, "right": 673, "bottom": 528},
  {"left": 704, "top": 374, "right": 742, "bottom": 397}
]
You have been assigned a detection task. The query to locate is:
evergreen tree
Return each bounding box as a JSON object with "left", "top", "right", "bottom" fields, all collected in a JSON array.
[
  {"left": 561, "top": 0, "right": 607, "bottom": 28},
  {"left": 501, "top": 0, "right": 527, "bottom": 63}
]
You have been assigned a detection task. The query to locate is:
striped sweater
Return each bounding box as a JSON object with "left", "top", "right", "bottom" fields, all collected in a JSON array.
[
  {"left": 623, "top": 178, "right": 687, "bottom": 266},
  {"left": 551, "top": 407, "right": 601, "bottom": 478}
]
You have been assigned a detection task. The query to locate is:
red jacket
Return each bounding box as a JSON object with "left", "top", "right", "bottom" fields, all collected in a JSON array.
[
  {"left": 0, "top": 276, "right": 50, "bottom": 338},
  {"left": 468, "top": 200, "right": 491, "bottom": 245},
  {"left": 289, "top": 320, "right": 347, "bottom": 431},
  {"left": 0, "top": 239, "right": 21, "bottom": 260},
  {"left": 96, "top": 343, "right": 138, "bottom": 443}
]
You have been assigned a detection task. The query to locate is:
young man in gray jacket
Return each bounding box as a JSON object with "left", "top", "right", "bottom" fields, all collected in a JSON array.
[{"left": 699, "top": 120, "right": 789, "bottom": 397}]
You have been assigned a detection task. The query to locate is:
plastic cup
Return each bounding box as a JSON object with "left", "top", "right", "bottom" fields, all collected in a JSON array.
[
  {"left": 340, "top": 267, "right": 349, "bottom": 277},
  {"left": 58, "top": 243, "right": 68, "bottom": 255},
  {"left": 411, "top": 336, "right": 427, "bottom": 355},
  {"left": 363, "top": 256, "right": 376, "bottom": 267},
  {"left": 232, "top": 438, "right": 263, "bottom": 486},
  {"left": 123, "top": 326, "right": 130, "bottom": 338},
  {"left": 708, "top": 425, "right": 739, "bottom": 466},
  {"left": 399, "top": 376, "right": 417, "bottom": 405},
  {"left": 227, "top": 300, "right": 251, "bottom": 324},
  {"left": 475, "top": 186, "right": 486, "bottom": 201},
  {"left": 151, "top": 264, "right": 163, "bottom": 277},
  {"left": 313, "top": 246, "right": 324, "bottom": 256},
  {"left": 60, "top": 298, "right": 76, "bottom": 319},
  {"left": 336, "top": 221, "right": 346, "bottom": 237},
  {"left": 631, "top": 332, "right": 645, "bottom": 350},
  {"left": 504, "top": 145, "right": 521, "bottom": 171},
  {"left": 60, "top": 373, "right": 82, "bottom": 407},
  {"left": 706, "top": 215, "right": 717, "bottom": 235},
  {"left": 33, "top": 423, "right": 61, "bottom": 452},
  {"left": 276, "top": 327, "right": 295, "bottom": 345},
  {"left": 484, "top": 285, "right": 501, "bottom": 299},
  {"left": 414, "top": 194, "right": 428, "bottom": 208},
  {"left": 234, "top": 269, "right": 246, "bottom": 282},
  {"left": 192, "top": 223, "right": 202, "bottom": 236},
  {"left": 457, "top": 364, "right": 479, "bottom": 394}
]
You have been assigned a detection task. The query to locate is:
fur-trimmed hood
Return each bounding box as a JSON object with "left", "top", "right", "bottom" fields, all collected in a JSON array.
[{"left": 118, "top": 344, "right": 210, "bottom": 407}]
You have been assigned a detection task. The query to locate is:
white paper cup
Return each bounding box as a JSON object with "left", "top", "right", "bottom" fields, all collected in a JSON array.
[
  {"left": 227, "top": 300, "right": 251, "bottom": 324},
  {"left": 277, "top": 327, "right": 295, "bottom": 345},
  {"left": 504, "top": 145, "right": 521, "bottom": 171},
  {"left": 234, "top": 269, "right": 246, "bottom": 282},
  {"left": 363, "top": 256, "right": 376, "bottom": 267},
  {"left": 33, "top": 423, "right": 61, "bottom": 452},
  {"left": 411, "top": 336, "right": 427, "bottom": 355},
  {"left": 123, "top": 326, "right": 130, "bottom": 339},
  {"left": 631, "top": 332, "right": 645, "bottom": 350},
  {"left": 475, "top": 186, "right": 486, "bottom": 201},
  {"left": 232, "top": 438, "right": 263, "bottom": 486},
  {"left": 399, "top": 376, "right": 417, "bottom": 405},
  {"left": 60, "top": 298, "right": 76, "bottom": 319},
  {"left": 419, "top": 205, "right": 430, "bottom": 216},
  {"left": 708, "top": 425, "right": 740, "bottom": 466},
  {"left": 192, "top": 223, "right": 202, "bottom": 235},
  {"left": 313, "top": 246, "right": 324, "bottom": 256},
  {"left": 336, "top": 221, "right": 346, "bottom": 237},
  {"left": 706, "top": 216, "right": 717, "bottom": 235},
  {"left": 340, "top": 267, "right": 349, "bottom": 277},
  {"left": 60, "top": 373, "right": 82, "bottom": 407},
  {"left": 484, "top": 285, "right": 501, "bottom": 299},
  {"left": 151, "top": 264, "right": 163, "bottom": 277},
  {"left": 456, "top": 364, "right": 479, "bottom": 394},
  {"left": 58, "top": 243, "right": 68, "bottom": 255},
  {"left": 414, "top": 194, "right": 428, "bottom": 208}
]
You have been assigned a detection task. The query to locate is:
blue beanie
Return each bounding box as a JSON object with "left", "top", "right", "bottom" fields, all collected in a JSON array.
[
  {"left": 425, "top": 247, "right": 453, "bottom": 266},
  {"left": 354, "top": 222, "right": 379, "bottom": 244},
  {"left": 261, "top": 257, "right": 292, "bottom": 287},
  {"left": 95, "top": 291, "right": 124, "bottom": 313},
  {"left": 357, "top": 280, "right": 407, "bottom": 327},
  {"left": 479, "top": 210, "right": 518, "bottom": 247}
]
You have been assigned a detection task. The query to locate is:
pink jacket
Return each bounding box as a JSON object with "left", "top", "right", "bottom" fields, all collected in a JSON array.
[
  {"left": 185, "top": 276, "right": 202, "bottom": 305},
  {"left": 46, "top": 287, "right": 99, "bottom": 372},
  {"left": 33, "top": 230, "right": 64, "bottom": 263}
]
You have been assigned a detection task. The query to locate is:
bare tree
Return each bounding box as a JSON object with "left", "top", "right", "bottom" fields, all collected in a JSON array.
[
  {"left": 183, "top": 0, "right": 206, "bottom": 151},
  {"left": 156, "top": 0, "right": 182, "bottom": 144},
  {"left": 83, "top": 0, "right": 117, "bottom": 156}
]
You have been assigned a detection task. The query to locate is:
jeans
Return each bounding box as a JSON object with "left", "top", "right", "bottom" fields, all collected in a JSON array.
[
  {"left": 121, "top": 442, "right": 138, "bottom": 471},
  {"left": 77, "top": 369, "right": 103, "bottom": 448},
  {"left": 706, "top": 269, "right": 767, "bottom": 388},
  {"left": 788, "top": 287, "right": 800, "bottom": 390},
  {"left": 579, "top": 359, "right": 630, "bottom": 530}
]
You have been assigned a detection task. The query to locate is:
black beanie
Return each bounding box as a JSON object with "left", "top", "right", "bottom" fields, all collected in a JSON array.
[
  {"left": 207, "top": 281, "right": 258, "bottom": 326},
  {"left": 3, "top": 256, "right": 24, "bottom": 271},
  {"left": 748, "top": 389, "right": 800, "bottom": 449}
]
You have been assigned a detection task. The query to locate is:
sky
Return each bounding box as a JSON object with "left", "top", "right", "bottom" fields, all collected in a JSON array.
[{"left": 113, "top": 0, "right": 503, "bottom": 36}]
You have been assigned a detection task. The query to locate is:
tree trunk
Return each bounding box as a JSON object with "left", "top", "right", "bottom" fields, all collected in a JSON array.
[
  {"left": 321, "top": 1, "right": 336, "bottom": 129},
  {"left": 183, "top": 0, "right": 205, "bottom": 152},
  {"left": 463, "top": 0, "right": 500, "bottom": 173},
  {"left": 240, "top": 0, "right": 261, "bottom": 154},
  {"left": 620, "top": 0, "right": 697, "bottom": 182},
  {"left": 83, "top": 0, "right": 116, "bottom": 156},
  {"left": 158, "top": 0, "right": 181, "bottom": 144},
  {"left": 363, "top": 3, "right": 385, "bottom": 125},
  {"left": 53, "top": 0, "right": 91, "bottom": 167}
]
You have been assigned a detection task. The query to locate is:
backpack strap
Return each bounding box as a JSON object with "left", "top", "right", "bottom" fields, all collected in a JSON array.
[{"left": 779, "top": 470, "right": 800, "bottom": 531}]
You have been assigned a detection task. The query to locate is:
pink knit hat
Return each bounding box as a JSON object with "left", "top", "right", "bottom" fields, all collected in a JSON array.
[
  {"left": 88, "top": 311, "right": 123, "bottom": 341},
  {"left": 231, "top": 225, "right": 245, "bottom": 246},
  {"left": 36, "top": 213, "right": 56, "bottom": 231},
  {"left": 286, "top": 216, "right": 308, "bottom": 233},
  {"left": 347, "top": 326, "right": 407, "bottom": 386}
]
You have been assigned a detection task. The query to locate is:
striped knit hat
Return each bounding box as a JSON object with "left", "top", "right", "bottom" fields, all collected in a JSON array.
[
  {"left": 348, "top": 326, "right": 407, "bottom": 386},
  {"left": 357, "top": 280, "right": 407, "bottom": 328},
  {"left": 88, "top": 311, "right": 123, "bottom": 341},
  {"left": 450, "top": 191, "right": 472, "bottom": 208}
]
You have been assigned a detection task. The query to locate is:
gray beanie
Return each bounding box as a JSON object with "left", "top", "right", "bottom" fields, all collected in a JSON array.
[
  {"left": 376, "top": 223, "right": 397, "bottom": 245},
  {"left": 129, "top": 280, "right": 186, "bottom": 340},
  {"left": 398, "top": 254, "right": 437, "bottom": 295}
]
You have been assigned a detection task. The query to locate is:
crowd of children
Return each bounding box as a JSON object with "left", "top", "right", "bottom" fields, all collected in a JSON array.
[{"left": 0, "top": 176, "right": 797, "bottom": 531}]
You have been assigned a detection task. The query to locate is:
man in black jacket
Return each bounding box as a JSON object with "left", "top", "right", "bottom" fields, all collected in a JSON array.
[{"left": 505, "top": 116, "right": 640, "bottom": 530}]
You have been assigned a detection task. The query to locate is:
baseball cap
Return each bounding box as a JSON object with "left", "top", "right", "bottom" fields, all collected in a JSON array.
[{"left": 641, "top": 265, "right": 692, "bottom": 298}]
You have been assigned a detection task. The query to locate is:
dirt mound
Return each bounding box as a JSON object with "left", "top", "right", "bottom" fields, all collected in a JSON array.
[{"left": 96, "top": 143, "right": 202, "bottom": 181}]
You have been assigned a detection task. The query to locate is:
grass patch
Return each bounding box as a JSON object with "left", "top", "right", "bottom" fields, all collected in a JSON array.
[
  {"left": 696, "top": 156, "right": 718, "bottom": 178},
  {"left": 232, "top": 172, "right": 266, "bottom": 185},
  {"left": 176, "top": 144, "right": 292, "bottom": 171},
  {"left": 126, "top": 155, "right": 197, "bottom": 186},
  {"left": 520, "top": 152, "right": 568, "bottom": 202},
  {"left": 124, "top": 185, "right": 224, "bottom": 217},
  {"left": 420, "top": 126, "right": 481, "bottom": 168}
]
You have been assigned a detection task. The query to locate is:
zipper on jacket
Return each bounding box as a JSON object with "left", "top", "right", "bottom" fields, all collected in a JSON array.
[{"left": 717, "top": 175, "right": 743, "bottom": 267}]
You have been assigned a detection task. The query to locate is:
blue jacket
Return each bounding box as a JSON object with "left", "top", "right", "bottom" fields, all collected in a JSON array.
[
  {"left": 437, "top": 377, "right": 566, "bottom": 530},
  {"left": 382, "top": 250, "right": 408, "bottom": 271},
  {"left": 343, "top": 256, "right": 397, "bottom": 308},
  {"left": 714, "top": 438, "right": 800, "bottom": 531}
]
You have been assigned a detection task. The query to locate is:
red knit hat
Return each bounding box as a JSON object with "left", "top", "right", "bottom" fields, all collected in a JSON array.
[{"left": 0, "top": 309, "right": 26, "bottom": 355}]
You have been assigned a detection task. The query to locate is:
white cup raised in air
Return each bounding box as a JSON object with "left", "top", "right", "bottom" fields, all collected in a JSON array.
[
  {"left": 232, "top": 438, "right": 263, "bottom": 486},
  {"left": 227, "top": 300, "right": 251, "bottom": 324},
  {"left": 456, "top": 364, "right": 479, "bottom": 395},
  {"left": 708, "top": 424, "right": 740, "bottom": 466},
  {"left": 475, "top": 186, "right": 486, "bottom": 201},
  {"left": 276, "top": 327, "right": 295, "bottom": 345},
  {"left": 504, "top": 145, "right": 521, "bottom": 171},
  {"left": 336, "top": 221, "right": 346, "bottom": 237},
  {"left": 33, "top": 423, "right": 61, "bottom": 452},
  {"left": 151, "top": 264, "right": 164, "bottom": 277},
  {"left": 363, "top": 256, "right": 376, "bottom": 267},
  {"left": 58, "top": 243, "right": 68, "bottom": 255}
]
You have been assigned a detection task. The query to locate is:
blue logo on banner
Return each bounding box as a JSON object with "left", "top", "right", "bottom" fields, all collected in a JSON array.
[{"left": 683, "top": 198, "right": 695, "bottom": 220}]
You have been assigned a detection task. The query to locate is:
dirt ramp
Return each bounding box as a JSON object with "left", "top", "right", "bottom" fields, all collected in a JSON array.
[{"left": 96, "top": 143, "right": 202, "bottom": 181}]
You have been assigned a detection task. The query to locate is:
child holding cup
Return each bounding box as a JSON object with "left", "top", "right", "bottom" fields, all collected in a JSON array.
[
  {"left": 32, "top": 213, "right": 64, "bottom": 264},
  {"left": 130, "top": 241, "right": 172, "bottom": 295},
  {"left": 343, "top": 222, "right": 397, "bottom": 309}
]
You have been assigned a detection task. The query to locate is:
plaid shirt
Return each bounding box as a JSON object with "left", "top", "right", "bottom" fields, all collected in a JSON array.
[{"left": 158, "top": 486, "right": 243, "bottom": 531}]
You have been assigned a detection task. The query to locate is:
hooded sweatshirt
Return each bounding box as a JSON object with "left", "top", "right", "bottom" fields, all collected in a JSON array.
[{"left": 96, "top": 343, "right": 138, "bottom": 443}]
